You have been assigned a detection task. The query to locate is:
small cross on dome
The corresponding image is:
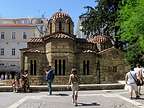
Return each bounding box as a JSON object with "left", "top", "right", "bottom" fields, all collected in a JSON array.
[{"left": 59, "top": 8, "right": 62, "bottom": 12}]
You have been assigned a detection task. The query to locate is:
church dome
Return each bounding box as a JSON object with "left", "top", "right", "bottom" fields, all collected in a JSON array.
[
  {"left": 88, "top": 35, "right": 111, "bottom": 44},
  {"left": 88, "top": 35, "right": 113, "bottom": 51},
  {"left": 50, "top": 11, "right": 71, "bottom": 20},
  {"left": 48, "top": 10, "right": 74, "bottom": 35}
]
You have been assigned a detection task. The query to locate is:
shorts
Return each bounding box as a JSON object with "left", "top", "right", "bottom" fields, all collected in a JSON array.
[
  {"left": 71, "top": 82, "right": 79, "bottom": 92},
  {"left": 127, "top": 84, "right": 138, "bottom": 92}
]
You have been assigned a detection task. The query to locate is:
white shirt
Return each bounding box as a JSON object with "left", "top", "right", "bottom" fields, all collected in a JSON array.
[{"left": 127, "top": 71, "right": 137, "bottom": 85}]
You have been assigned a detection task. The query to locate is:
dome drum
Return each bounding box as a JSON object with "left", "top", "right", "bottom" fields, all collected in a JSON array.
[{"left": 47, "top": 11, "right": 74, "bottom": 35}]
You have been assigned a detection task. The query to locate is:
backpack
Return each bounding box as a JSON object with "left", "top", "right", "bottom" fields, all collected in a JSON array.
[{"left": 46, "top": 69, "right": 55, "bottom": 81}]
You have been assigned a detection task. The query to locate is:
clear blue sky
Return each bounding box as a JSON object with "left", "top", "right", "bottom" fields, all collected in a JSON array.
[{"left": 0, "top": 0, "right": 96, "bottom": 26}]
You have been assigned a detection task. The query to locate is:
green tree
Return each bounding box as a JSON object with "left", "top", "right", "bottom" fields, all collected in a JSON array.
[
  {"left": 118, "top": 0, "right": 144, "bottom": 65},
  {"left": 81, "top": 0, "right": 121, "bottom": 38}
]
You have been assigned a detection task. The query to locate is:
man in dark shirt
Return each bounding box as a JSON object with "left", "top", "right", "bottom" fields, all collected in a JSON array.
[{"left": 45, "top": 66, "right": 55, "bottom": 95}]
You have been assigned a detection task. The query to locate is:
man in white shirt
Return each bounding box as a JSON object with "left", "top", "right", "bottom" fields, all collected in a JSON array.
[{"left": 125, "top": 67, "right": 139, "bottom": 99}]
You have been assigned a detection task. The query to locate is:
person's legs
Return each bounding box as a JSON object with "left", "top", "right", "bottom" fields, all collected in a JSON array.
[
  {"left": 138, "top": 86, "right": 141, "bottom": 95},
  {"left": 15, "top": 80, "right": 19, "bottom": 93},
  {"left": 23, "top": 83, "right": 26, "bottom": 92},
  {"left": 74, "top": 91, "right": 78, "bottom": 106},
  {"left": 135, "top": 91, "right": 140, "bottom": 99},
  {"left": 71, "top": 84, "right": 75, "bottom": 104},
  {"left": 130, "top": 90, "right": 133, "bottom": 99},
  {"left": 48, "top": 81, "right": 52, "bottom": 95},
  {"left": 12, "top": 84, "right": 16, "bottom": 92},
  {"left": 25, "top": 79, "right": 30, "bottom": 92},
  {"left": 133, "top": 84, "right": 140, "bottom": 99},
  {"left": 72, "top": 91, "right": 75, "bottom": 104},
  {"left": 128, "top": 85, "right": 133, "bottom": 99},
  {"left": 74, "top": 83, "right": 79, "bottom": 106},
  {"left": 132, "top": 84, "right": 139, "bottom": 99}
]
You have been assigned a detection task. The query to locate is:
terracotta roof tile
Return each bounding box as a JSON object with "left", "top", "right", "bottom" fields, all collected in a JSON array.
[
  {"left": 28, "top": 38, "right": 43, "bottom": 42},
  {"left": 88, "top": 35, "right": 111, "bottom": 44},
  {"left": 51, "top": 11, "right": 71, "bottom": 20},
  {"left": 44, "top": 32, "right": 74, "bottom": 40},
  {"left": 53, "top": 33, "right": 72, "bottom": 39},
  {"left": 20, "top": 48, "right": 41, "bottom": 53}
]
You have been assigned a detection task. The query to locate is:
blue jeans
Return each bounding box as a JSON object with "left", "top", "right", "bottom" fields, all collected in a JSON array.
[{"left": 47, "top": 80, "right": 52, "bottom": 95}]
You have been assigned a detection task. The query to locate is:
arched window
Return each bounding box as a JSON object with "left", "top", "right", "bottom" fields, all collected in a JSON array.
[
  {"left": 34, "top": 60, "right": 36, "bottom": 75},
  {"left": 54, "top": 59, "right": 66, "bottom": 75},
  {"left": 83, "top": 60, "right": 86, "bottom": 75},
  {"left": 55, "top": 60, "right": 57, "bottom": 75},
  {"left": 59, "top": 22, "right": 62, "bottom": 31},
  {"left": 87, "top": 60, "right": 89, "bottom": 75},
  {"left": 83, "top": 60, "right": 90, "bottom": 75},
  {"left": 30, "top": 60, "right": 37, "bottom": 75},
  {"left": 50, "top": 23, "right": 52, "bottom": 34},
  {"left": 59, "top": 60, "right": 61, "bottom": 75},
  {"left": 68, "top": 22, "right": 71, "bottom": 34},
  {"left": 63, "top": 60, "right": 65, "bottom": 75},
  {"left": 30, "top": 60, "right": 33, "bottom": 75}
]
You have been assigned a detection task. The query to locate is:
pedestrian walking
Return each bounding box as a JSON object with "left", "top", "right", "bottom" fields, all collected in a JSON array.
[
  {"left": 68, "top": 68, "right": 79, "bottom": 106},
  {"left": 125, "top": 67, "right": 140, "bottom": 99},
  {"left": 134, "top": 64, "right": 143, "bottom": 95},
  {"left": 45, "top": 66, "right": 55, "bottom": 95}
]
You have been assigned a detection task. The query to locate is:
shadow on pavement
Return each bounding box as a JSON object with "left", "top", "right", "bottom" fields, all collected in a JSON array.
[
  {"left": 138, "top": 97, "right": 144, "bottom": 100},
  {"left": 54, "top": 93, "right": 69, "bottom": 96},
  {"left": 78, "top": 102, "right": 100, "bottom": 106}
]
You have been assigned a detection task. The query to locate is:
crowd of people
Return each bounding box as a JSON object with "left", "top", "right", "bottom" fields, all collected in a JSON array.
[
  {"left": 10, "top": 63, "right": 144, "bottom": 106},
  {"left": 12, "top": 67, "right": 80, "bottom": 106},
  {"left": 125, "top": 63, "right": 144, "bottom": 99},
  {"left": 12, "top": 70, "right": 30, "bottom": 93}
]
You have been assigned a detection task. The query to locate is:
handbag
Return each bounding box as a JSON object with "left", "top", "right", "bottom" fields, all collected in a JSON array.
[
  {"left": 136, "top": 79, "right": 141, "bottom": 86},
  {"left": 137, "top": 79, "right": 144, "bottom": 86}
]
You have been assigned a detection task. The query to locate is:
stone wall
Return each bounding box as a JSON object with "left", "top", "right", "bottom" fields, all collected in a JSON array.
[
  {"left": 98, "top": 47, "right": 129, "bottom": 83},
  {"left": 29, "top": 75, "right": 97, "bottom": 85}
]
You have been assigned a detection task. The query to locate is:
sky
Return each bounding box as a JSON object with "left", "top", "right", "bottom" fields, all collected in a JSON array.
[{"left": 0, "top": 0, "right": 96, "bottom": 27}]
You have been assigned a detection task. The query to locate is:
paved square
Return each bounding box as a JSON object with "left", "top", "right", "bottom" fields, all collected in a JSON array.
[{"left": 1, "top": 90, "right": 144, "bottom": 108}]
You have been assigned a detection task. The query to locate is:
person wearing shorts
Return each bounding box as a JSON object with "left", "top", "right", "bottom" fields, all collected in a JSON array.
[
  {"left": 68, "top": 68, "right": 79, "bottom": 106},
  {"left": 125, "top": 68, "right": 140, "bottom": 99}
]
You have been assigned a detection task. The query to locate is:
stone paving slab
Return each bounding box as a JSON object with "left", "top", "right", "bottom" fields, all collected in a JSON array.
[
  {"left": 1, "top": 89, "right": 144, "bottom": 108},
  {"left": 9, "top": 92, "right": 138, "bottom": 108}
]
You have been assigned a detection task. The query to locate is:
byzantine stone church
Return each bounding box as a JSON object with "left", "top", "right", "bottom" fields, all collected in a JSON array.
[{"left": 20, "top": 11, "right": 129, "bottom": 85}]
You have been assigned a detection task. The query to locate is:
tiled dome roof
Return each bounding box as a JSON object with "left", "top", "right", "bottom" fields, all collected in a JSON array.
[
  {"left": 88, "top": 35, "right": 111, "bottom": 44},
  {"left": 50, "top": 11, "right": 71, "bottom": 20}
]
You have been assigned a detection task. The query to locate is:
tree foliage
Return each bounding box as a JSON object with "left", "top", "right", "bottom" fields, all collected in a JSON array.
[
  {"left": 118, "top": 0, "right": 144, "bottom": 65},
  {"left": 81, "top": 0, "right": 121, "bottom": 38}
]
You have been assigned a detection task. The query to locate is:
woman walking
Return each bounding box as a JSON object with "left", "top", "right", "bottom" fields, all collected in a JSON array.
[
  {"left": 68, "top": 68, "right": 79, "bottom": 106},
  {"left": 134, "top": 64, "right": 143, "bottom": 95}
]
